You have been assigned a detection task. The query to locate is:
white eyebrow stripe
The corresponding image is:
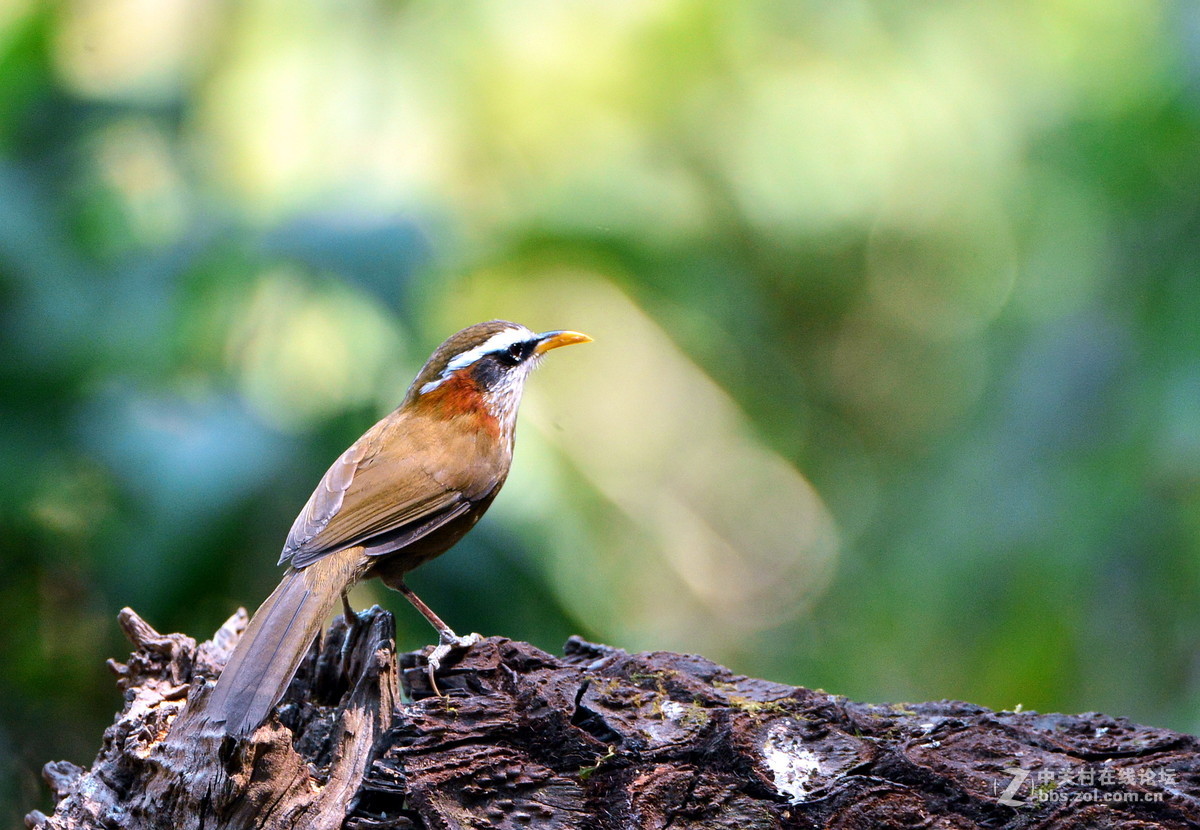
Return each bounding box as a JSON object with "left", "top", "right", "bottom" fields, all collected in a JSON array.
[
  {"left": 419, "top": 326, "right": 533, "bottom": 396},
  {"left": 445, "top": 327, "right": 532, "bottom": 372}
]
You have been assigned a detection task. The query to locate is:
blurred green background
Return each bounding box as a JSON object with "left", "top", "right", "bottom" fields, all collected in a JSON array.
[{"left": 5, "top": 0, "right": 1200, "bottom": 821}]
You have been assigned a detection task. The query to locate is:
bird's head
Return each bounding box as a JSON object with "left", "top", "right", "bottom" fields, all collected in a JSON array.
[{"left": 405, "top": 320, "right": 591, "bottom": 435}]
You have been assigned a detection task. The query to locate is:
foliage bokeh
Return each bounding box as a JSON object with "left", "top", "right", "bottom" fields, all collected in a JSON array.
[{"left": 4, "top": 0, "right": 1200, "bottom": 821}]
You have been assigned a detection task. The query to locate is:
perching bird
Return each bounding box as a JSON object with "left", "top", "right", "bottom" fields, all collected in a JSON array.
[{"left": 199, "top": 320, "right": 591, "bottom": 737}]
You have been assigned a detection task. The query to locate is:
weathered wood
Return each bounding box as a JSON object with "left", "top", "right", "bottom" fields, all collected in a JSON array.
[{"left": 26, "top": 608, "right": 1200, "bottom": 829}]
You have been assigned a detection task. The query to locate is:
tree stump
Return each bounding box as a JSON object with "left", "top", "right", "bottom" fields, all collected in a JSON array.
[{"left": 25, "top": 606, "right": 1200, "bottom": 829}]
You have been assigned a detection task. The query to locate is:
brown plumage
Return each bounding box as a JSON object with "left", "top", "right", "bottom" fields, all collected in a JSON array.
[{"left": 195, "top": 320, "right": 590, "bottom": 738}]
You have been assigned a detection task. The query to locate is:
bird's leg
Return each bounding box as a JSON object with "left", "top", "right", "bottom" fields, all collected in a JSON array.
[
  {"left": 395, "top": 581, "right": 481, "bottom": 695},
  {"left": 339, "top": 591, "right": 360, "bottom": 675}
]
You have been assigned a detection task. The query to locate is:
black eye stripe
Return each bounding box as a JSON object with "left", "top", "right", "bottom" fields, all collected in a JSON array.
[{"left": 493, "top": 339, "right": 534, "bottom": 366}]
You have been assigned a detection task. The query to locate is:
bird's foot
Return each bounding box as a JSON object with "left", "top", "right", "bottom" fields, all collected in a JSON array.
[
  {"left": 426, "top": 631, "right": 482, "bottom": 695},
  {"left": 338, "top": 594, "right": 361, "bottom": 675}
]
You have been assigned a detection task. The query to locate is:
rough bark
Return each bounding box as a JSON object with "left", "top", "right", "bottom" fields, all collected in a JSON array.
[{"left": 25, "top": 607, "right": 1200, "bottom": 830}]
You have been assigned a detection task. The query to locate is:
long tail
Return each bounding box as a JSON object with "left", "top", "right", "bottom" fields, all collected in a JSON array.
[{"left": 202, "top": 549, "right": 365, "bottom": 738}]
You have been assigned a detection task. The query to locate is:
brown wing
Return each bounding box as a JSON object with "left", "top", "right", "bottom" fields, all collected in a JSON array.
[
  {"left": 282, "top": 407, "right": 511, "bottom": 570},
  {"left": 280, "top": 413, "right": 480, "bottom": 570}
]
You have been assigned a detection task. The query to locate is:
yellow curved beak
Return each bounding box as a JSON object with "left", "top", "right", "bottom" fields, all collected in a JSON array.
[{"left": 534, "top": 330, "right": 593, "bottom": 355}]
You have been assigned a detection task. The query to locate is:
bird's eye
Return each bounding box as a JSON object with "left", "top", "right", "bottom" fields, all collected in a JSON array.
[{"left": 496, "top": 342, "right": 526, "bottom": 366}]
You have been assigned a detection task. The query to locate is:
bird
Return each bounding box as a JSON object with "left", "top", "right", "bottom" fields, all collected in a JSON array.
[{"left": 197, "top": 320, "right": 591, "bottom": 738}]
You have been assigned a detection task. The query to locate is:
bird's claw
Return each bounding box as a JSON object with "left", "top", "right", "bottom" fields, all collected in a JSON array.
[
  {"left": 428, "top": 631, "right": 482, "bottom": 671},
  {"left": 338, "top": 597, "right": 361, "bottom": 675},
  {"left": 426, "top": 632, "right": 482, "bottom": 695}
]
